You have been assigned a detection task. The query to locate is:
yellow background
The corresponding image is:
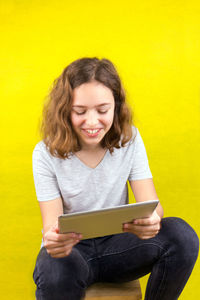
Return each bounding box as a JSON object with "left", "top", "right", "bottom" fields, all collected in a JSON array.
[{"left": 0, "top": 0, "right": 199, "bottom": 299}]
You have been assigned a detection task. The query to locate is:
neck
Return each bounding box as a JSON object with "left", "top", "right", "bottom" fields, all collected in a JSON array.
[{"left": 79, "top": 143, "right": 105, "bottom": 153}]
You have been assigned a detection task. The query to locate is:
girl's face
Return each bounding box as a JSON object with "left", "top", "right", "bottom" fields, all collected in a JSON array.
[{"left": 71, "top": 80, "right": 115, "bottom": 150}]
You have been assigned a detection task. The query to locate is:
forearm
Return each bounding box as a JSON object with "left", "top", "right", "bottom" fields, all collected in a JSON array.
[{"left": 156, "top": 202, "right": 164, "bottom": 219}]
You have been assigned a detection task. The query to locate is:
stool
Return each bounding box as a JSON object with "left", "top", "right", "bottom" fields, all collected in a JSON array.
[{"left": 85, "top": 280, "right": 142, "bottom": 300}]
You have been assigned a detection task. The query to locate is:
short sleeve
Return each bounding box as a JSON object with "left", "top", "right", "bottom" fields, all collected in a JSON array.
[
  {"left": 128, "top": 128, "right": 153, "bottom": 181},
  {"left": 32, "top": 143, "right": 61, "bottom": 201}
]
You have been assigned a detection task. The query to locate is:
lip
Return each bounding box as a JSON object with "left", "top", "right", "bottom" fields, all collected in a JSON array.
[
  {"left": 82, "top": 128, "right": 102, "bottom": 138},
  {"left": 82, "top": 128, "right": 102, "bottom": 130}
]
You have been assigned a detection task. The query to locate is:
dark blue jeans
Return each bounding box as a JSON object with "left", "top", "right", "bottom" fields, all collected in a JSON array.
[{"left": 33, "top": 217, "right": 199, "bottom": 300}]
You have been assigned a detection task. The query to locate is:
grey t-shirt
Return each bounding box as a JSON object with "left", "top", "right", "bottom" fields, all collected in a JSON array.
[{"left": 32, "top": 126, "right": 152, "bottom": 213}]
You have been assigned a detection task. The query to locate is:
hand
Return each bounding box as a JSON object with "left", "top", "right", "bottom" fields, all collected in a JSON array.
[
  {"left": 43, "top": 222, "right": 82, "bottom": 258},
  {"left": 123, "top": 210, "right": 161, "bottom": 239}
]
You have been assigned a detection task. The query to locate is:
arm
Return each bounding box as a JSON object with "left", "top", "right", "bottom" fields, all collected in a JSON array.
[
  {"left": 39, "top": 197, "right": 63, "bottom": 234},
  {"left": 33, "top": 146, "right": 82, "bottom": 257},
  {"left": 39, "top": 197, "right": 82, "bottom": 258},
  {"left": 129, "top": 178, "right": 163, "bottom": 218},
  {"left": 123, "top": 178, "right": 163, "bottom": 239}
]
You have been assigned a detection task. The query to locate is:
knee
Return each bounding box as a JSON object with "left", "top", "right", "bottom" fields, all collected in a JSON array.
[
  {"left": 162, "top": 217, "right": 199, "bottom": 264},
  {"left": 34, "top": 247, "right": 89, "bottom": 295}
]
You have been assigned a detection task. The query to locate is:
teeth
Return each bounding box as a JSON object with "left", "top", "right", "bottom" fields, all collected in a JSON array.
[{"left": 86, "top": 129, "right": 99, "bottom": 134}]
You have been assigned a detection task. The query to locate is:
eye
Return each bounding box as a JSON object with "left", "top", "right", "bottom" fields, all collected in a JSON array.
[
  {"left": 74, "top": 111, "right": 86, "bottom": 115},
  {"left": 98, "top": 110, "right": 108, "bottom": 114}
]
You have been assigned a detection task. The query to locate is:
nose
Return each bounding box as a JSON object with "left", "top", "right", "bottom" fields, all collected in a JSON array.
[{"left": 85, "top": 110, "right": 98, "bottom": 127}]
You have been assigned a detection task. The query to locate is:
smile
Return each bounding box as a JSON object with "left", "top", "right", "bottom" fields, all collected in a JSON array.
[
  {"left": 85, "top": 129, "right": 99, "bottom": 134},
  {"left": 82, "top": 129, "right": 102, "bottom": 137}
]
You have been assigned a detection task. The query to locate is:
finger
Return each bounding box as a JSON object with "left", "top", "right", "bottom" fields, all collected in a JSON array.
[
  {"left": 44, "top": 232, "right": 82, "bottom": 248},
  {"left": 47, "top": 241, "right": 78, "bottom": 257},
  {"left": 49, "top": 248, "right": 73, "bottom": 258},
  {"left": 123, "top": 223, "right": 160, "bottom": 233},
  {"left": 138, "top": 230, "right": 160, "bottom": 237},
  {"left": 123, "top": 227, "right": 160, "bottom": 238},
  {"left": 130, "top": 221, "right": 161, "bottom": 231},
  {"left": 44, "top": 238, "right": 77, "bottom": 249},
  {"left": 48, "top": 242, "right": 74, "bottom": 255},
  {"left": 123, "top": 228, "right": 160, "bottom": 237},
  {"left": 50, "top": 250, "right": 72, "bottom": 258},
  {"left": 138, "top": 235, "right": 158, "bottom": 240},
  {"left": 45, "top": 232, "right": 82, "bottom": 243},
  {"left": 132, "top": 217, "right": 160, "bottom": 226},
  {"left": 56, "top": 232, "right": 82, "bottom": 242}
]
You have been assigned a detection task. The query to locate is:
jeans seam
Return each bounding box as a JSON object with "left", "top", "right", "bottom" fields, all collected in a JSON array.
[
  {"left": 86, "top": 241, "right": 167, "bottom": 263},
  {"left": 147, "top": 250, "right": 170, "bottom": 299}
]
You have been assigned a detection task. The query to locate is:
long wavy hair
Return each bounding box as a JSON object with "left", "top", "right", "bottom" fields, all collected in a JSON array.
[{"left": 40, "top": 57, "right": 134, "bottom": 159}]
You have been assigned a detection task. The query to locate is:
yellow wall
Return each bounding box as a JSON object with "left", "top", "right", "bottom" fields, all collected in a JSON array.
[{"left": 0, "top": 0, "right": 199, "bottom": 299}]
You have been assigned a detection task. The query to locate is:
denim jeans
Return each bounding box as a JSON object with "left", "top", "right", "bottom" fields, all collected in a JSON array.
[{"left": 33, "top": 217, "right": 199, "bottom": 300}]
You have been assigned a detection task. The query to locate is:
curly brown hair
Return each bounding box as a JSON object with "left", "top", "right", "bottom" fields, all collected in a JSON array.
[{"left": 40, "top": 57, "right": 134, "bottom": 159}]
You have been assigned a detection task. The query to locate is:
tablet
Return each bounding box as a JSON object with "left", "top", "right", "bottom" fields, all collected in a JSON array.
[{"left": 58, "top": 200, "right": 159, "bottom": 240}]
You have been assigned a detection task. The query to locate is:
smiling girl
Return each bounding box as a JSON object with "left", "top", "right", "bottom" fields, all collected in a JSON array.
[{"left": 32, "top": 57, "right": 199, "bottom": 300}]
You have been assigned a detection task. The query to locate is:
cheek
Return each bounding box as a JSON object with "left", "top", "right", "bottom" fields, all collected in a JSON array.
[
  {"left": 71, "top": 114, "right": 82, "bottom": 127},
  {"left": 103, "top": 111, "right": 114, "bottom": 125}
]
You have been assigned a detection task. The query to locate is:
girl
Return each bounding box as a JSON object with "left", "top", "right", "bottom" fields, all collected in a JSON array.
[{"left": 32, "top": 57, "right": 199, "bottom": 300}]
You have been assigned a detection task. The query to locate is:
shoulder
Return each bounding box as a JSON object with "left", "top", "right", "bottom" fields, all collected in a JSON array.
[
  {"left": 130, "top": 125, "right": 138, "bottom": 142},
  {"left": 32, "top": 141, "right": 73, "bottom": 173},
  {"left": 128, "top": 126, "right": 146, "bottom": 147},
  {"left": 33, "top": 140, "right": 47, "bottom": 156},
  {"left": 111, "top": 126, "right": 137, "bottom": 158},
  {"left": 32, "top": 141, "right": 58, "bottom": 176},
  {"left": 32, "top": 141, "right": 53, "bottom": 164},
  {"left": 33, "top": 140, "right": 46, "bottom": 153},
  {"left": 115, "top": 126, "right": 146, "bottom": 158},
  {"left": 122, "top": 126, "right": 139, "bottom": 148}
]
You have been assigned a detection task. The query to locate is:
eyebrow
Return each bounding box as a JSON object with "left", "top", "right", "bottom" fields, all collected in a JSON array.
[{"left": 72, "top": 103, "right": 111, "bottom": 108}]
